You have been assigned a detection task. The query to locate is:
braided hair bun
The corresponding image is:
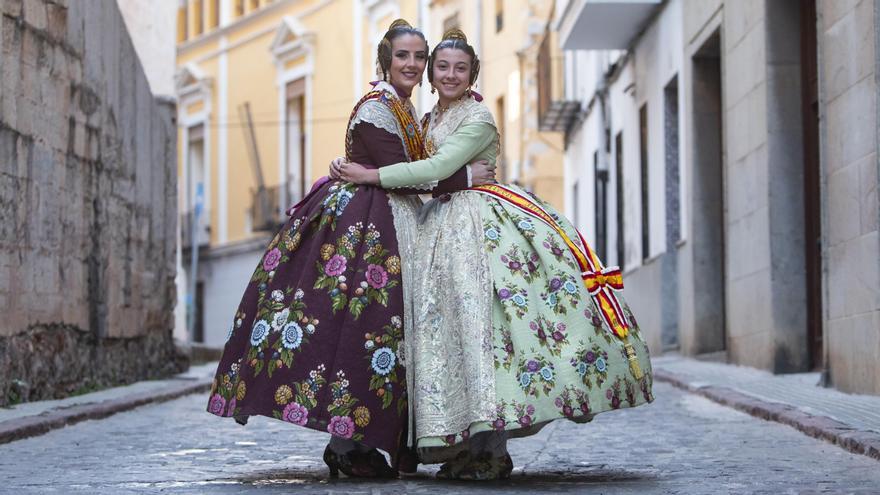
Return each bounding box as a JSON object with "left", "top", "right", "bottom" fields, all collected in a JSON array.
[
  {"left": 428, "top": 29, "right": 480, "bottom": 86},
  {"left": 441, "top": 28, "right": 467, "bottom": 42},
  {"left": 389, "top": 18, "right": 412, "bottom": 30}
]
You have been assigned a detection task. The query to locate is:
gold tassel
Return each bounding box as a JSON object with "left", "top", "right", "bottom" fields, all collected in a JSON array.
[{"left": 624, "top": 343, "right": 644, "bottom": 380}]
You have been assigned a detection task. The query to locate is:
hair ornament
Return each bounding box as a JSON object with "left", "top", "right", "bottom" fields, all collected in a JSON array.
[{"left": 442, "top": 28, "right": 468, "bottom": 43}]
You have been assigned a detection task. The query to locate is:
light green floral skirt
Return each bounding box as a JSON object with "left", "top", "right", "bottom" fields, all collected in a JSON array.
[{"left": 408, "top": 185, "right": 653, "bottom": 463}]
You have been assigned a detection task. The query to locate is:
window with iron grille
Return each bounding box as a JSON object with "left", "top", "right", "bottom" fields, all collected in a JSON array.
[{"left": 595, "top": 151, "right": 608, "bottom": 261}]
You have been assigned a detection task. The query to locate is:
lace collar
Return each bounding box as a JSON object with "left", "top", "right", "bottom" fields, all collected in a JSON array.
[{"left": 425, "top": 95, "right": 494, "bottom": 155}]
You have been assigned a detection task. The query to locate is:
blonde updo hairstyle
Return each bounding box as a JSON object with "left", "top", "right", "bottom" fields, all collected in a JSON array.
[
  {"left": 428, "top": 28, "right": 481, "bottom": 86},
  {"left": 376, "top": 19, "right": 429, "bottom": 82}
]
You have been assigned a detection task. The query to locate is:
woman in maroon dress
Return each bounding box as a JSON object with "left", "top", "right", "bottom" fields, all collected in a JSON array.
[{"left": 206, "top": 19, "right": 489, "bottom": 478}]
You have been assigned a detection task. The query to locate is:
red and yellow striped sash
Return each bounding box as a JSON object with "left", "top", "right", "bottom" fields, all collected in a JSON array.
[
  {"left": 469, "top": 184, "right": 631, "bottom": 340},
  {"left": 345, "top": 90, "right": 426, "bottom": 162}
]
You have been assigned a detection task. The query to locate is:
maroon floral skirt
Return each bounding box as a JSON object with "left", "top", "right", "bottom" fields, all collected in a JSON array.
[{"left": 207, "top": 180, "right": 409, "bottom": 460}]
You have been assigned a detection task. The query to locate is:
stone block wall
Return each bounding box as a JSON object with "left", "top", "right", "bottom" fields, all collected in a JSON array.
[
  {"left": 0, "top": 0, "right": 185, "bottom": 405},
  {"left": 671, "top": 0, "right": 812, "bottom": 372},
  {"left": 818, "top": 0, "right": 880, "bottom": 395},
  {"left": 720, "top": 0, "right": 776, "bottom": 371}
]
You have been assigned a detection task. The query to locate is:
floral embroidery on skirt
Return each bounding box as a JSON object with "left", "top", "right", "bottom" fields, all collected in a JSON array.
[{"left": 208, "top": 181, "right": 411, "bottom": 459}]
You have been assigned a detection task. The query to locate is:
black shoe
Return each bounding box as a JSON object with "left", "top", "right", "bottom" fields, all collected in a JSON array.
[{"left": 323, "top": 445, "right": 398, "bottom": 479}]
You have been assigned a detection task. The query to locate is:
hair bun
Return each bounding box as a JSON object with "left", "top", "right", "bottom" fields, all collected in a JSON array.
[
  {"left": 389, "top": 18, "right": 413, "bottom": 30},
  {"left": 441, "top": 28, "right": 468, "bottom": 43}
]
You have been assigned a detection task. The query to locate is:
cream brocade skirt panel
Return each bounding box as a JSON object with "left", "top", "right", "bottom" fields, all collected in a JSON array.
[
  {"left": 385, "top": 193, "right": 423, "bottom": 437},
  {"left": 410, "top": 193, "right": 498, "bottom": 462}
]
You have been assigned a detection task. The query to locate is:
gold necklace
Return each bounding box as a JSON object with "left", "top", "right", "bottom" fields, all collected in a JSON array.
[{"left": 436, "top": 95, "right": 467, "bottom": 122}]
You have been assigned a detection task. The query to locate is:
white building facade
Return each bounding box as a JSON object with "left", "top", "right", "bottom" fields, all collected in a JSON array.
[{"left": 550, "top": 0, "right": 880, "bottom": 394}]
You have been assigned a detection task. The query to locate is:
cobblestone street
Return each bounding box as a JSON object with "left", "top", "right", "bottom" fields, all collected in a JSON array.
[
  {"left": 2, "top": 1, "right": 879, "bottom": 494},
  {"left": 1, "top": 382, "right": 878, "bottom": 494}
]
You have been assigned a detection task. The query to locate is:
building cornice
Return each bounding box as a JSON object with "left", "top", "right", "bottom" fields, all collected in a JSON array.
[{"left": 177, "top": 0, "right": 330, "bottom": 59}]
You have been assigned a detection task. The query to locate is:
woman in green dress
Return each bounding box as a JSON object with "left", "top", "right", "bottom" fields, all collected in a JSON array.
[{"left": 332, "top": 29, "right": 654, "bottom": 481}]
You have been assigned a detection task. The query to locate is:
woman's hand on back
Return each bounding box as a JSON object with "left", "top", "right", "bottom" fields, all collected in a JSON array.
[{"left": 470, "top": 159, "right": 497, "bottom": 186}]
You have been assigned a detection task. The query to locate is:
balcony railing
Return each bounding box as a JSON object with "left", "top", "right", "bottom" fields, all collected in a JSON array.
[
  {"left": 250, "top": 183, "right": 285, "bottom": 232},
  {"left": 180, "top": 209, "right": 211, "bottom": 248},
  {"left": 537, "top": 27, "right": 580, "bottom": 132}
]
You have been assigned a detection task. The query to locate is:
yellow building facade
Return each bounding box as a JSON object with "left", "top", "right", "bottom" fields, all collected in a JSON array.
[
  {"left": 424, "top": 0, "right": 565, "bottom": 210},
  {"left": 175, "top": 0, "right": 420, "bottom": 345},
  {"left": 176, "top": 0, "right": 422, "bottom": 248}
]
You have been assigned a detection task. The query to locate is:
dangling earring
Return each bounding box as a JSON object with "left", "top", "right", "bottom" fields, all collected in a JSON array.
[
  {"left": 431, "top": 85, "right": 436, "bottom": 94},
  {"left": 466, "top": 86, "right": 472, "bottom": 98}
]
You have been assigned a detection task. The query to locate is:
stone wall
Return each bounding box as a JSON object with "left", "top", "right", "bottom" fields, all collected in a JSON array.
[
  {"left": 719, "top": 0, "right": 811, "bottom": 372},
  {"left": 0, "top": 0, "right": 185, "bottom": 405},
  {"left": 637, "top": 0, "right": 813, "bottom": 372},
  {"left": 818, "top": 0, "right": 880, "bottom": 394}
]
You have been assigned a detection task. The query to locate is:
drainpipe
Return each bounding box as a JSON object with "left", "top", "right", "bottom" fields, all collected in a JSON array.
[{"left": 518, "top": 49, "right": 528, "bottom": 188}]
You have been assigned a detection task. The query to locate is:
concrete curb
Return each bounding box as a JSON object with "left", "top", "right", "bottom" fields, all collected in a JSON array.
[
  {"left": 0, "top": 378, "right": 212, "bottom": 445},
  {"left": 654, "top": 369, "right": 880, "bottom": 462}
]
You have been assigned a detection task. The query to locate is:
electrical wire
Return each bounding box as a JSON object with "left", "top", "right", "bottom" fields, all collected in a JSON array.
[{"left": 177, "top": 116, "right": 349, "bottom": 128}]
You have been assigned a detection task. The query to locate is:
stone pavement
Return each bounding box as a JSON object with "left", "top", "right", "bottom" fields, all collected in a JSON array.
[
  {"left": 653, "top": 355, "right": 880, "bottom": 460},
  {"left": 0, "top": 363, "right": 215, "bottom": 444},
  {"left": 2, "top": 381, "right": 880, "bottom": 494}
]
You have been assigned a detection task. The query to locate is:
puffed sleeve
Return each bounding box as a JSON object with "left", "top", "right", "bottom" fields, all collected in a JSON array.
[
  {"left": 354, "top": 122, "right": 472, "bottom": 195},
  {"left": 378, "top": 122, "right": 495, "bottom": 190},
  {"left": 353, "top": 122, "right": 410, "bottom": 167}
]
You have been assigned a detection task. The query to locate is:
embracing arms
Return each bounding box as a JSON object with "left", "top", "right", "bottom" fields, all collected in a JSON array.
[
  {"left": 347, "top": 122, "right": 474, "bottom": 194},
  {"left": 332, "top": 122, "right": 496, "bottom": 191},
  {"left": 378, "top": 122, "right": 496, "bottom": 189}
]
